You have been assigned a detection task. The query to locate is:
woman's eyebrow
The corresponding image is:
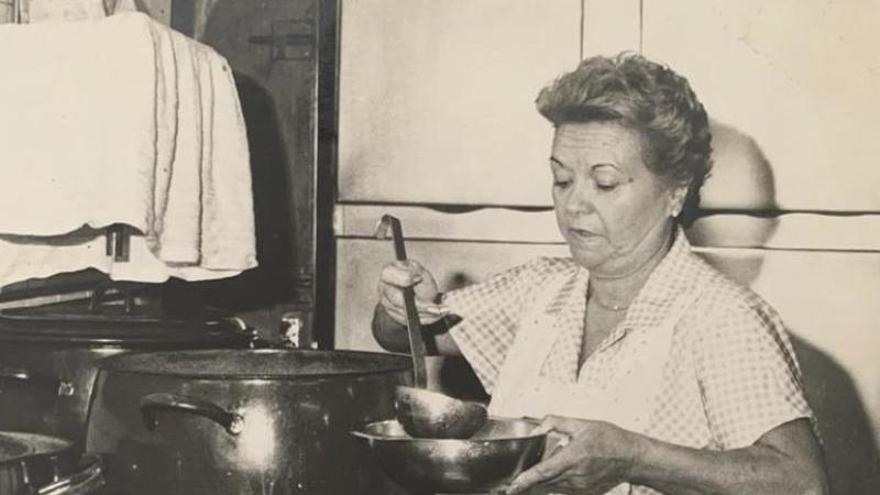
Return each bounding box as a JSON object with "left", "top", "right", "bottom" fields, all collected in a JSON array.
[{"left": 549, "top": 156, "right": 568, "bottom": 168}]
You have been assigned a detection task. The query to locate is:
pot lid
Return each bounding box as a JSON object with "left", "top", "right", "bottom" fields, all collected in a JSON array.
[{"left": 0, "top": 303, "right": 253, "bottom": 345}]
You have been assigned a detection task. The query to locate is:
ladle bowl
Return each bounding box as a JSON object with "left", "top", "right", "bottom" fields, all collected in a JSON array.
[{"left": 395, "top": 385, "right": 488, "bottom": 439}]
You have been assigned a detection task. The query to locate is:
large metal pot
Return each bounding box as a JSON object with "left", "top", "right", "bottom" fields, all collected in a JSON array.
[
  {"left": 85, "top": 349, "right": 412, "bottom": 494},
  {"left": 0, "top": 307, "right": 255, "bottom": 452}
]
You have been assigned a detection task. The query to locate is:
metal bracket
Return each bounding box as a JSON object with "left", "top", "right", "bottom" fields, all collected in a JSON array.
[
  {"left": 248, "top": 19, "right": 314, "bottom": 61},
  {"left": 104, "top": 224, "right": 130, "bottom": 262}
]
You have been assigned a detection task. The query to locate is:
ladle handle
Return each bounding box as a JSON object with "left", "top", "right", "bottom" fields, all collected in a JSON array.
[
  {"left": 402, "top": 288, "right": 428, "bottom": 389},
  {"left": 386, "top": 215, "right": 408, "bottom": 261},
  {"left": 381, "top": 215, "right": 428, "bottom": 389}
]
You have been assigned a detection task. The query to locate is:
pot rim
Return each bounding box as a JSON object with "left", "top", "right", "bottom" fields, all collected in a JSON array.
[
  {"left": 95, "top": 348, "right": 414, "bottom": 380},
  {"left": 0, "top": 310, "right": 251, "bottom": 345},
  {"left": 350, "top": 417, "right": 545, "bottom": 443},
  {"left": 0, "top": 336, "right": 246, "bottom": 347}
]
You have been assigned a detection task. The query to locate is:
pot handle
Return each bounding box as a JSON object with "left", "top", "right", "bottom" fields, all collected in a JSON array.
[
  {"left": 0, "top": 367, "right": 75, "bottom": 397},
  {"left": 140, "top": 393, "right": 244, "bottom": 436},
  {"left": 37, "top": 459, "right": 104, "bottom": 495}
]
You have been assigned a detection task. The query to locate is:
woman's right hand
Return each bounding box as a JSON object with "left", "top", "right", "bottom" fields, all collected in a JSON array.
[{"left": 377, "top": 260, "right": 449, "bottom": 325}]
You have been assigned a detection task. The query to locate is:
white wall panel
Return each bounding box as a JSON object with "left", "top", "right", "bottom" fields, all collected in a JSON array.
[
  {"left": 643, "top": 0, "right": 880, "bottom": 211},
  {"left": 338, "top": 0, "right": 581, "bottom": 206},
  {"left": 340, "top": 0, "right": 879, "bottom": 211},
  {"left": 582, "top": 0, "right": 641, "bottom": 55}
]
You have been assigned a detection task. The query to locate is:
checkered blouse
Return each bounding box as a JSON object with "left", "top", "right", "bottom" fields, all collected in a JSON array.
[{"left": 445, "top": 230, "right": 813, "bottom": 494}]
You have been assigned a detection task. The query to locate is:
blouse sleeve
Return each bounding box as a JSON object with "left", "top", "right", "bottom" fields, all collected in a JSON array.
[
  {"left": 691, "top": 298, "right": 814, "bottom": 449},
  {"left": 444, "top": 258, "right": 550, "bottom": 394}
]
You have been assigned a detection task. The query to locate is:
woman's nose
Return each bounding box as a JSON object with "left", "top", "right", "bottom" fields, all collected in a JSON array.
[{"left": 564, "top": 179, "right": 595, "bottom": 215}]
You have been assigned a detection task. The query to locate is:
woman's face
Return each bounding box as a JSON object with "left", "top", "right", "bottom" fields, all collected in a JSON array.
[{"left": 551, "top": 122, "right": 685, "bottom": 276}]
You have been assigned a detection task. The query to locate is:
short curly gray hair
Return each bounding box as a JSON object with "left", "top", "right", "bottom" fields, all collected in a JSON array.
[{"left": 536, "top": 53, "right": 712, "bottom": 225}]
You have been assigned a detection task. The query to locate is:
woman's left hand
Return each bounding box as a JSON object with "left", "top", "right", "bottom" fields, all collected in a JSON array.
[{"left": 505, "top": 416, "right": 644, "bottom": 494}]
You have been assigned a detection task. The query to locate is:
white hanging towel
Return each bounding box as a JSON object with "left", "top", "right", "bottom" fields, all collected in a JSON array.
[
  {"left": 0, "top": 12, "right": 158, "bottom": 236},
  {"left": 0, "top": 12, "right": 257, "bottom": 286}
]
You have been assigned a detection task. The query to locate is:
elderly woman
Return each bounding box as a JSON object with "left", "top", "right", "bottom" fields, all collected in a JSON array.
[{"left": 373, "top": 54, "right": 827, "bottom": 494}]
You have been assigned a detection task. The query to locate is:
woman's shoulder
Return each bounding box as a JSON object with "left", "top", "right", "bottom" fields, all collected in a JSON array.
[
  {"left": 698, "top": 259, "right": 776, "bottom": 311},
  {"left": 682, "top": 255, "right": 787, "bottom": 338}
]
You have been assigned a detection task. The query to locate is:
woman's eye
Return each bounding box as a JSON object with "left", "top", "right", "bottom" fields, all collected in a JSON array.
[
  {"left": 593, "top": 174, "right": 621, "bottom": 191},
  {"left": 553, "top": 179, "right": 572, "bottom": 189}
]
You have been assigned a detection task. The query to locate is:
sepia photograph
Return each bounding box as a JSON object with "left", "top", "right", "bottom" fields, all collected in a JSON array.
[{"left": 0, "top": 0, "right": 877, "bottom": 494}]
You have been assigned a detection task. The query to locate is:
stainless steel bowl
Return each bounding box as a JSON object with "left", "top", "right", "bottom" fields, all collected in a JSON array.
[{"left": 351, "top": 417, "right": 545, "bottom": 493}]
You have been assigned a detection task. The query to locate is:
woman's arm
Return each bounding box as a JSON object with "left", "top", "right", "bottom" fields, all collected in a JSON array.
[
  {"left": 507, "top": 417, "right": 827, "bottom": 494},
  {"left": 631, "top": 418, "right": 827, "bottom": 494},
  {"left": 371, "top": 303, "right": 461, "bottom": 356}
]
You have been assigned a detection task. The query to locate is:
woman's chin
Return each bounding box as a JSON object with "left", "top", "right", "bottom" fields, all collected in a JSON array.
[{"left": 570, "top": 249, "right": 609, "bottom": 271}]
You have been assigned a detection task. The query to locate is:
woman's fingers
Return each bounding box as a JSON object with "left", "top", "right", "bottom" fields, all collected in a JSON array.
[
  {"left": 380, "top": 261, "right": 424, "bottom": 288},
  {"left": 505, "top": 455, "right": 569, "bottom": 494},
  {"left": 380, "top": 290, "right": 449, "bottom": 325},
  {"left": 377, "top": 259, "right": 446, "bottom": 325},
  {"left": 380, "top": 285, "right": 445, "bottom": 314},
  {"left": 382, "top": 304, "right": 448, "bottom": 326},
  {"left": 505, "top": 416, "right": 583, "bottom": 493},
  {"left": 539, "top": 414, "right": 588, "bottom": 435},
  {"left": 380, "top": 302, "right": 408, "bottom": 326}
]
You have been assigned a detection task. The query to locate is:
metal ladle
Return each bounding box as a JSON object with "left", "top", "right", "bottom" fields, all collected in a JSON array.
[{"left": 375, "top": 214, "right": 487, "bottom": 439}]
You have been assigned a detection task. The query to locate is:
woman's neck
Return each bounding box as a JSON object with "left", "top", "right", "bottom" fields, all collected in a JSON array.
[{"left": 588, "top": 228, "right": 674, "bottom": 310}]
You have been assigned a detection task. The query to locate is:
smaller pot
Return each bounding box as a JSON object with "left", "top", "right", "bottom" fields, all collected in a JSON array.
[{"left": 0, "top": 431, "right": 104, "bottom": 494}]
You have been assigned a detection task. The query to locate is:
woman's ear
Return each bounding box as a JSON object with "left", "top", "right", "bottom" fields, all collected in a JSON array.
[{"left": 668, "top": 182, "right": 689, "bottom": 218}]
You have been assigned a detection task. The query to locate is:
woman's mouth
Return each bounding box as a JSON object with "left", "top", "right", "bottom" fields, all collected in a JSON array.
[{"left": 568, "top": 227, "right": 600, "bottom": 241}]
